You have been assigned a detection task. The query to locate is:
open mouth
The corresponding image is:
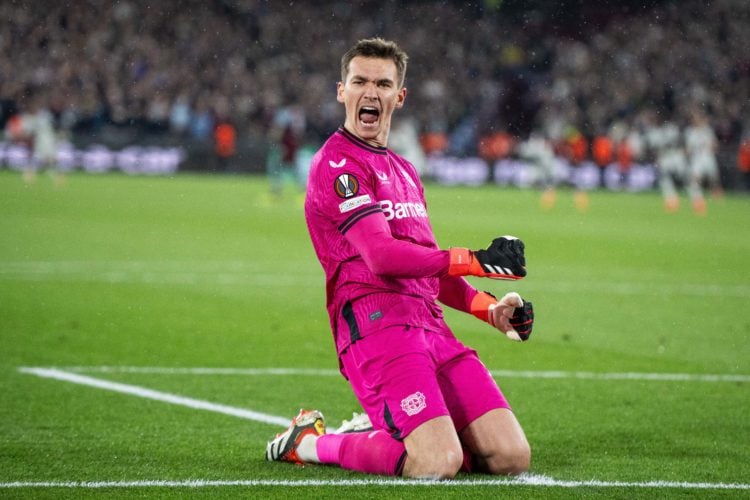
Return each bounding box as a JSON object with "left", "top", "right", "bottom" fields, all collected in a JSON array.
[{"left": 358, "top": 106, "right": 380, "bottom": 127}]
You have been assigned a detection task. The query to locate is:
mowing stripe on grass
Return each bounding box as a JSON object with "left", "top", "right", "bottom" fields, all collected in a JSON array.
[
  {"left": 2, "top": 261, "right": 749, "bottom": 297},
  {"left": 45, "top": 366, "right": 750, "bottom": 383},
  {"left": 18, "top": 367, "right": 290, "bottom": 427},
  {"left": 1, "top": 476, "right": 749, "bottom": 490},
  {"left": 490, "top": 369, "right": 750, "bottom": 383}
]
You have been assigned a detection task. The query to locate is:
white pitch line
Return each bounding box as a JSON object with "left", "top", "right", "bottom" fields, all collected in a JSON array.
[
  {"left": 54, "top": 366, "right": 343, "bottom": 377},
  {"left": 39, "top": 366, "right": 750, "bottom": 383},
  {"left": 18, "top": 367, "right": 290, "bottom": 427},
  {"left": 1, "top": 476, "right": 749, "bottom": 490}
]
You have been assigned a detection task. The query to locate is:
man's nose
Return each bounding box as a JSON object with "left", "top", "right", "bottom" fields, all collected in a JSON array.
[{"left": 363, "top": 82, "right": 379, "bottom": 99}]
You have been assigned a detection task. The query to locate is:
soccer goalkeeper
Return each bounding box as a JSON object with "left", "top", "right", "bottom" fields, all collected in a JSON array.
[{"left": 267, "top": 38, "right": 535, "bottom": 479}]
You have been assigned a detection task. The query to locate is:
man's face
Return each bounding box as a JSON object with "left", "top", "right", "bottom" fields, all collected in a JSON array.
[{"left": 337, "top": 56, "right": 406, "bottom": 147}]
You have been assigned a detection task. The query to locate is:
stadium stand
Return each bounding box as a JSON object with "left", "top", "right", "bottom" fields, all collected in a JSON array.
[{"left": 1, "top": 0, "right": 747, "bottom": 187}]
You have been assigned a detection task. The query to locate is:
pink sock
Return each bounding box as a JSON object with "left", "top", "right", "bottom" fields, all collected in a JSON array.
[
  {"left": 316, "top": 431, "right": 407, "bottom": 476},
  {"left": 316, "top": 433, "right": 347, "bottom": 464}
]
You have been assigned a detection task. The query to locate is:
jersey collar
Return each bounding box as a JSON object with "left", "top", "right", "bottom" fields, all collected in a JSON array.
[{"left": 337, "top": 127, "right": 388, "bottom": 155}]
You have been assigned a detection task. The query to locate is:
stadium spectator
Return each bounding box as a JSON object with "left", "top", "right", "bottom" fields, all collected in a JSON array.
[
  {"left": 169, "top": 93, "right": 192, "bottom": 137},
  {"left": 189, "top": 97, "right": 214, "bottom": 142},
  {"left": 592, "top": 134, "right": 614, "bottom": 171},
  {"left": 268, "top": 38, "right": 534, "bottom": 479},
  {"left": 213, "top": 118, "right": 236, "bottom": 172}
]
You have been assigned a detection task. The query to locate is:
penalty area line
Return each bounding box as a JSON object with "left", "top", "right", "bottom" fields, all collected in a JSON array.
[
  {"left": 47, "top": 366, "right": 750, "bottom": 383},
  {"left": 17, "top": 367, "right": 290, "bottom": 427},
  {"left": 1, "top": 476, "right": 749, "bottom": 490}
]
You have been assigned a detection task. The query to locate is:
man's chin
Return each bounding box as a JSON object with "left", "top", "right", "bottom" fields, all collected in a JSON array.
[{"left": 354, "top": 123, "right": 385, "bottom": 144}]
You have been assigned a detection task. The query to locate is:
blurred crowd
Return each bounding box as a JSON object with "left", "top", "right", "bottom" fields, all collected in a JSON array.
[{"left": 1, "top": 0, "right": 749, "bottom": 178}]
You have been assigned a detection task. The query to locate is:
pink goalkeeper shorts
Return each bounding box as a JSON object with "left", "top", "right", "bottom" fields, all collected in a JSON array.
[{"left": 339, "top": 324, "right": 510, "bottom": 440}]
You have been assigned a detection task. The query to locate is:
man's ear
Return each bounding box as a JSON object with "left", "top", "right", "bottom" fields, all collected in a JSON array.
[
  {"left": 395, "top": 87, "right": 407, "bottom": 109},
  {"left": 336, "top": 82, "right": 345, "bottom": 103}
]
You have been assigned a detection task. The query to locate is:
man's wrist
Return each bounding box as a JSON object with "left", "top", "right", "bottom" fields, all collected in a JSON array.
[
  {"left": 469, "top": 291, "right": 497, "bottom": 323},
  {"left": 448, "top": 247, "right": 472, "bottom": 276}
]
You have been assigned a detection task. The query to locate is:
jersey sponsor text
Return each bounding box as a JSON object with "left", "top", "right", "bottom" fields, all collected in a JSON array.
[{"left": 380, "top": 199, "right": 427, "bottom": 221}]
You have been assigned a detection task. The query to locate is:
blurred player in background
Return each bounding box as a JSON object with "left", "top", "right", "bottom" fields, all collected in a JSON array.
[
  {"left": 684, "top": 110, "right": 723, "bottom": 215},
  {"left": 7, "top": 95, "right": 63, "bottom": 186},
  {"left": 563, "top": 126, "right": 591, "bottom": 212},
  {"left": 388, "top": 115, "right": 426, "bottom": 176},
  {"left": 266, "top": 100, "right": 307, "bottom": 201},
  {"left": 517, "top": 129, "right": 558, "bottom": 210},
  {"left": 267, "top": 38, "right": 535, "bottom": 479},
  {"left": 646, "top": 114, "right": 688, "bottom": 212}
]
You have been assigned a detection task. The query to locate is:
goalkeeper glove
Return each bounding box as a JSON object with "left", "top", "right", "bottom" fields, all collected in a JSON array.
[
  {"left": 448, "top": 236, "right": 526, "bottom": 280},
  {"left": 470, "top": 291, "right": 534, "bottom": 341}
]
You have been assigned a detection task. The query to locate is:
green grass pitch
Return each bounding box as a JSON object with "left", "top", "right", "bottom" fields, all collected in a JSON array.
[{"left": 1, "top": 170, "right": 748, "bottom": 499}]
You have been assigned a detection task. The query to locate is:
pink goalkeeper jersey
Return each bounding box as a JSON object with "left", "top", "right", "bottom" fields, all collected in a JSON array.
[{"left": 305, "top": 127, "right": 449, "bottom": 354}]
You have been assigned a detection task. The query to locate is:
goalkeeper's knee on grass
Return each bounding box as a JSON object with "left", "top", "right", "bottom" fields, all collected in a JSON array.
[{"left": 448, "top": 236, "right": 526, "bottom": 280}]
